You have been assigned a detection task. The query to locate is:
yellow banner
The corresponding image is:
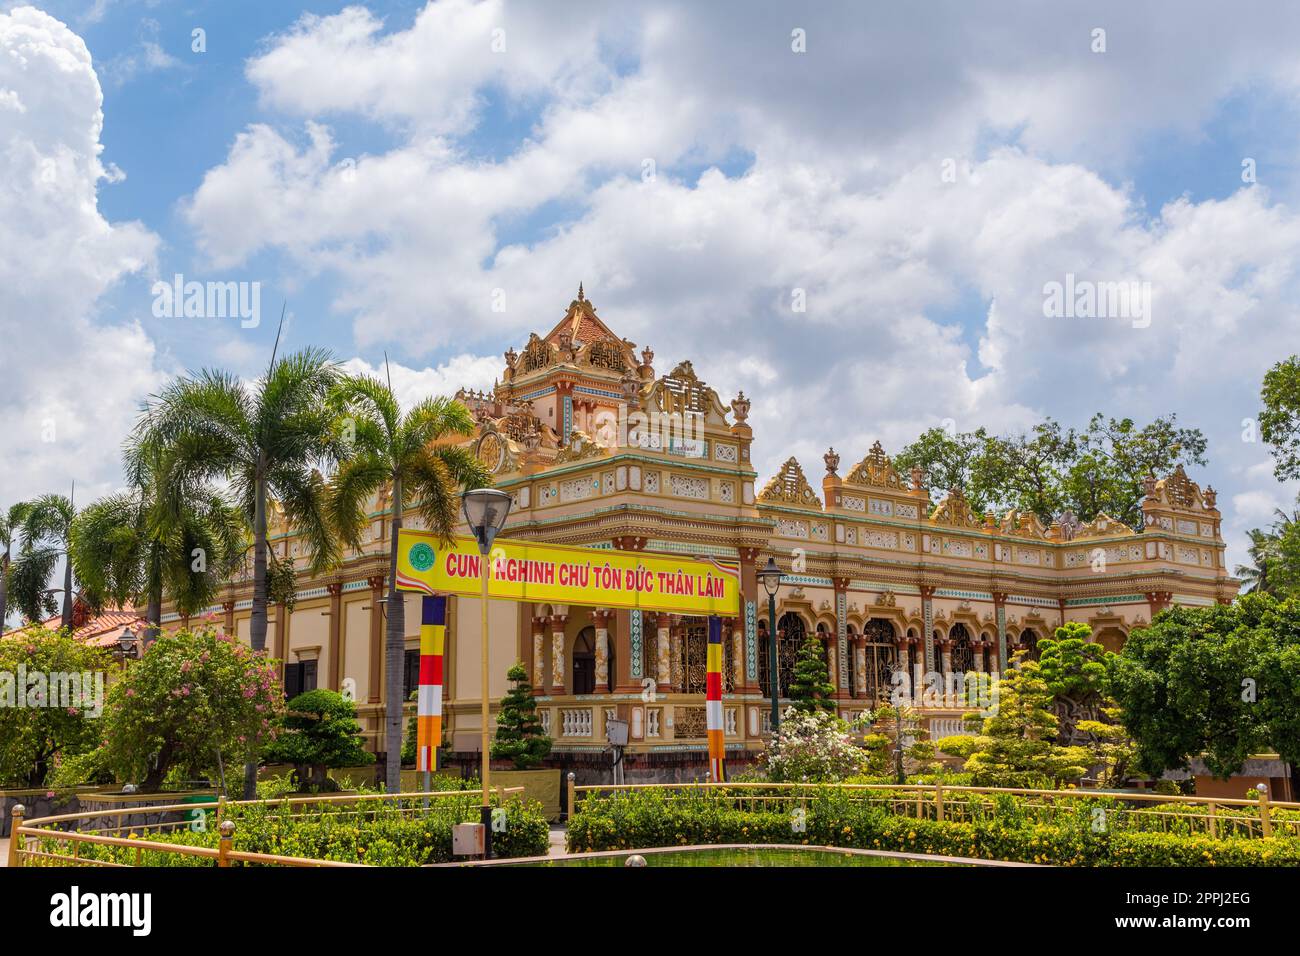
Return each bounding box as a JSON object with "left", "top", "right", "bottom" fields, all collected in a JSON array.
[{"left": 395, "top": 530, "right": 740, "bottom": 616}]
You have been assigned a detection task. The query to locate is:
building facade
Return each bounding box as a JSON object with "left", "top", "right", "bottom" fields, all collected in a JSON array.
[{"left": 164, "top": 288, "right": 1240, "bottom": 774}]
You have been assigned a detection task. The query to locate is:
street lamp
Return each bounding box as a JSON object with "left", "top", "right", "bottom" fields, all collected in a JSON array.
[
  {"left": 756, "top": 556, "right": 783, "bottom": 734},
  {"left": 116, "top": 626, "right": 138, "bottom": 670},
  {"left": 461, "top": 487, "right": 512, "bottom": 858}
]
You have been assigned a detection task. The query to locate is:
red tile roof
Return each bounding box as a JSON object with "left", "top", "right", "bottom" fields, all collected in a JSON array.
[{"left": 2, "top": 604, "right": 151, "bottom": 647}]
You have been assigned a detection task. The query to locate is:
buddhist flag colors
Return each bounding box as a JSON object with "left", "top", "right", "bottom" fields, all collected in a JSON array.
[
  {"left": 706, "top": 615, "right": 725, "bottom": 782},
  {"left": 417, "top": 595, "right": 447, "bottom": 773}
]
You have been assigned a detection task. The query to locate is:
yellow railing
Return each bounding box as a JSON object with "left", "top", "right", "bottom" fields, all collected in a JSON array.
[
  {"left": 566, "top": 778, "right": 1300, "bottom": 839},
  {"left": 9, "top": 786, "right": 526, "bottom": 868}
]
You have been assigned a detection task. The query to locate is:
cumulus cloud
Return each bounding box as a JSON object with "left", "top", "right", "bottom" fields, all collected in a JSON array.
[
  {"left": 0, "top": 6, "right": 162, "bottom": 509},
  {"left": 176, "top": 0, "right": 1300, "bottom": 574}
]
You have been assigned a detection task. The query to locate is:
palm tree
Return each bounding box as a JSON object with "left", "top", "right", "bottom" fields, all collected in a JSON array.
[
  {"left": 8, "top": 493, "right": 78, "bottom": 630},
  {"left": 0, "top": 501, "right": 32, "bottom": 631},
  {"left": 328, "top": 377, "right": 489, "bottom": 792},
  {"left": 1236, "top": 527, "right": 1279, "bottom": 595},
  {"left": 141, "top": 348, "right": 345, "bottom": 796},
  {"left": 70, "top": 435, "right": 246, "bottom": 637}
]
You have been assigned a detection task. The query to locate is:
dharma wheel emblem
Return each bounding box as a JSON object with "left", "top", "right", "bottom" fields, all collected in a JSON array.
[{"left": 408, "top": 542, "right": 435, "bottom": 571}]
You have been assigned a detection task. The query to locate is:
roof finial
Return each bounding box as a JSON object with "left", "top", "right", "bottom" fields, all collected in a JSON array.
[{"left": 578, "top": 282, "right": 585, "bottom": 302}]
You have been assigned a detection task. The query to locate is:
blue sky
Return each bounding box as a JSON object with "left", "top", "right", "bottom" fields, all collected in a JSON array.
[{"left": 5, "top": 0, "right": 1300, "bottom": 608}]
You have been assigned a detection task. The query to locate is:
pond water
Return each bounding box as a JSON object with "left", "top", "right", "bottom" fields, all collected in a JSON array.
[{"left": 514, "top": 846, "right": 971, "bottom": 867}]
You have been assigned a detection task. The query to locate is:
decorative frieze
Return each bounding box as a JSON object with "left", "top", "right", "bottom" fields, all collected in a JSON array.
[{"left": 668, "top": 473, "right": 709, "bottom": 500}]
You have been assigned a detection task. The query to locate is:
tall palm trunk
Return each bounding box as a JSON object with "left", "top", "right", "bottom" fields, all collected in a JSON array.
[
  {"left": 244, "top": 458, "right": 269, "bottom": 799},
  {"left": 384, "top": 475, "right": 405, "bottom": 793},
  {"left": 250, "top": 457, "right": 269, "bottom": 652},
  {"left": 60, "top": 553, "right": 73, "bottom": 631},
  {"left": 0, "top": 544, "right": 10, "bottom": 631}
]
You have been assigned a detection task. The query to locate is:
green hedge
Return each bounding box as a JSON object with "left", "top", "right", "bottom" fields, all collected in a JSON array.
[
  {"left": 32, "top": 794, "right": 549, "bottom": 866},
  {"left": 566, "top": 789, "right": 1300, "bottom": 866}
]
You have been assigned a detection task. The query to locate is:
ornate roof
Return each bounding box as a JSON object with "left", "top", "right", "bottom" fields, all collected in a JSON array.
[
  {"left": 758, "top": 457, "right": 823, "bottom": 509},
  {"left": 930, "top": 488, "right": 982, "bottom": 528},
  {"left": 845, "top": 441, "right": 906, "bottom": 490}
]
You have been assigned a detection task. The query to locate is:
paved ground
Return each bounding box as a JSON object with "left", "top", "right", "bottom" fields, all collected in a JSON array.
[{"left": 548, "top": 825, "right": 566, "bottom": 857}]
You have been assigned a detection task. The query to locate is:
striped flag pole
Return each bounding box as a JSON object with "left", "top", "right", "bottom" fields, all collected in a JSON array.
[
  {"left": 706, "top": 615, "right": 726, "bottom": 783},
  {"left": 418, "top": 595, "right": 447, "bottom": 794}
]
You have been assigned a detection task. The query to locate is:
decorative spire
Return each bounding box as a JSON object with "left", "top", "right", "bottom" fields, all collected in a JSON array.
[{"left": 578, "top": 282, "right": 585, "bottom": 302}]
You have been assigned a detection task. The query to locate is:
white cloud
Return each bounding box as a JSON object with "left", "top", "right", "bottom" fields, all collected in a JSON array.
[
  {"left": 0, "top": 6, "right": 161, "bottom": 509},
  {"left": 176, "top": 0, "right": 1300, "bottom": 577}
]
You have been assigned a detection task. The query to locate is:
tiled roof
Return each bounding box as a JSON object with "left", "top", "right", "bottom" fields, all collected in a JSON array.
[{"left": 2, "top": 605, "right": 151, "bottom": 648}]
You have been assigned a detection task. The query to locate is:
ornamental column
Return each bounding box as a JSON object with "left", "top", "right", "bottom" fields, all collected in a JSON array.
[
  {"left": 920, "top": 585, "right": 937, "bottom": 672},
  {"left": 833, "top": 577, "right": 850, "bottom": 699},
  {"left": 992, "top": 591, "right": 1008, "bottom": 672},
  {"left": 222, "top": 600, "right": 235, "bottom": 638},
  {"left": 550, "top": 612, "right": 568, "bottom": 696},
  {"left": 327, "top": 582, "right": 343, "bottom": 690},
  {"left": 592, "top": 608, "right": 612, "bottom": 692},
  {"left": 367, "top": 574, "right": 385, "bottom": 704},
  {"left": 853, "top": 637, "right": 868, "bottom": 699},
  {"left": 972, "top": 637, "right": 986, "bottom": 673},
  {"left": 531, "top": 615, "right": 548, "bottom": 694},
  {"left": 655, "top": 612, "right": 672, "bottom": 693},
  {"left": 730, "top": 618, "right": 744, "bottom": 691},
  {"left": 670, "top": 616, "right": 684, "bottom": 691}
]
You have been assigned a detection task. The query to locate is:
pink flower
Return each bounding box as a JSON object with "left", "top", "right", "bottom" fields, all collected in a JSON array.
[{"left": 125, "top": 688, "right": 135, "bottom": 697}]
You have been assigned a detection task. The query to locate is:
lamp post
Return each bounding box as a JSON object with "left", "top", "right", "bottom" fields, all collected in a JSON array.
[
  {"left": 756, "top": 557, "right": 784, "bottom": 734},
  {"left": 461, "top": 487, "right": 512, "bottom": 858},
  {"left": 116, "top": 626, "right": 138, "bottom": 671}
]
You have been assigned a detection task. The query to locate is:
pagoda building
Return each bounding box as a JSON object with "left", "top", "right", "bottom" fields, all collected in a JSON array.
[{"left": 166, "top": 287, "right": 1240, "bottom": 777}]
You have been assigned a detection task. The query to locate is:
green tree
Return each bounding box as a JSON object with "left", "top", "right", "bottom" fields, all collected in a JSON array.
[
  {"left": 0, "top": 501, "right": 32, "bottom": 631},
  {"left": 1061, "top": 413, "right": 1207, "bottom": 528},
  {"left": 1236, "top": 526, "right": 1282, "bottom": 595},
  {"left": 1034, "top": 622, "right": 1114, "bottom": 744},
  {"left": 491, "top": 662, "right": 552, "bottom": 770},
  {"left": 7, "top": 493, "right": 79, "bottom": 630},
  {"left": 0, "top": 627, "right": 113, "bottom": 787},
  {"left": 139, "top": 349, "right": 344, "bottom": 797},
  {"left": 1260, "top": 355, "right": 1300, "bottom": 481},
  {"left": 955, "top": 656, "right": 1091, "bottom": 787},
  {"left": 894, "top": 426, "right": 989, "bottom": 507},
  {"left": 101, "top": 626, "right": 284, "bottom": 792},
  {"left": 326, "top": 377, "right": 488, "bottom": 793},
  {"left": 262, "top": 689, "right": 373, "bottom": 791},
  {"left": 788, "top": 634, "right": 836, "bottom": 713},
  {"left": 1110, "top": 601, "right": 1275, "bottom": 778},
  {"left": 969, "top": 419, "right": 1077, "bottom": 524},
  {"left": 70, "top": 437, "right": 244, "bottom": 637}
]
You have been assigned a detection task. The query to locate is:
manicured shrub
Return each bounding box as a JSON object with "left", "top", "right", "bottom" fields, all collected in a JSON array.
[{"left": 565, "top": 786, "right": 1300, "bottom": 866}]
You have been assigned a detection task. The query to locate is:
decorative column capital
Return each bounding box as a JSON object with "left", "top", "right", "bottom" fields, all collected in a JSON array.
[
  {"left": 367, "top": 574, "right": 386, "bottom": 591},
  {"left": 591, "top": 608, "right": 613, "bottom": 628},
  {"left": 326, "top": 582, "right": 343, "bottom": 597},
  {"left": 549, "top": 613, "right": 568, "bottom": 629}
]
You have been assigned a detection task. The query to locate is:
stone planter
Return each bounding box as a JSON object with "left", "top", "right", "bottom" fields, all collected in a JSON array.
[
  {"left": 70, "top": 789, "right": 220, "bottom": 834},
  {"left": 0, "top": 788, "right": 90, "bottom": 836}
]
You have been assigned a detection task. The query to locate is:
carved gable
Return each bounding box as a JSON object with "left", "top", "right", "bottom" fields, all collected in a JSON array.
[
  {"left": 930, "top": 488, "right": 982, "bottom": 528},
  {"left": 759, "top": 457, "right": 823, "bottom": 509},
  {"left": 845, "top": 441, "right": 905, "bottom": 490}
]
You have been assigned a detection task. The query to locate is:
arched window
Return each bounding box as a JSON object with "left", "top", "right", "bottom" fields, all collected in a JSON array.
[
  {"left": 862, "top": 618, "right": 897, "bottom": 705},
  {"left": 949, "top": 623, "right": 974, "bottom": 673},
  {"left": 758, "top": 612, "right": 804, "bottom": 698},
  {"left": 1020, "top": 628, "right": 1040, "bottom": 661},
  {"left": 572, "top": 627, "right": 595, "bottom": 695}
]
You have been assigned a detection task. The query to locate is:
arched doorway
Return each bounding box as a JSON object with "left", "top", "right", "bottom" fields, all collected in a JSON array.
[
  {"left": 758, "top": 611, "right": 804, "bottom": 698},
  {"left": 572, "top": 627, "right": 595, "bottom": 695},
  {"left": 1019, "top": 628, "right": 1040, "bottom": 661},
  {"left": 1094, "top": 627, "right": 1126, "bottom": 655},
  {"left": 862, "top": 618, "right": 897, "bottom": 705},
  {"left": 949, "top": 623, "right": 974, "bottom": 673}
]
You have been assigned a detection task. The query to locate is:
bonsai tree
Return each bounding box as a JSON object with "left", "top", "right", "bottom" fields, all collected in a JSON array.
[
  {"left": 788, "top": 634, "right": 836, "bottom": 713},
  {"left": 262, "top": 688, "right": 373, "bottom": 791},
  {"left": 950, "top": 655, "right": 1091, "bottom": 788},
  {"left": 490, "top": 662, "right": 552, "bottom": 770},
  {"left": 0, "top": 627, "right": 113, "bottom": 787},
  {"left": 101, "top": 626, "right": 284, "bottom": 792}
]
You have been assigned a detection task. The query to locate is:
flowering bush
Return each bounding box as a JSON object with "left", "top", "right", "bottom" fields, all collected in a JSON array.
[
  {"left": 0, "top": 627, "right": 113, "bottom": 787},
  {"left": 760, "top": 706, "right": 868, "bottom": 782},
  {"left": 100, "top": 626, "right": 284, "bottom": 792}
]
